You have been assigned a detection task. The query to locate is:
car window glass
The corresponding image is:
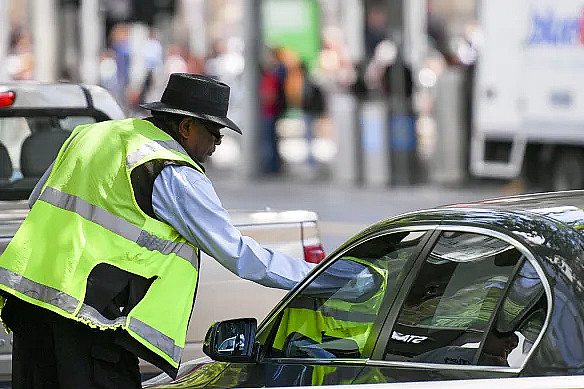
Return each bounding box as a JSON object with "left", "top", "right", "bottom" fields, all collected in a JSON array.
[
  {"left": 0, "top": 115, "right": 95, "bottom": 199},
  {"left": 262, "top": 230, "right": 428, "bottom": 360},
  {"left": 0, "top": 117, "right": 31, "bottom": 175},
  {"left": 384, "top": 231, "right": 524, "bottom": 366},
  {"left": 490, "top": 260, "right": 546, "bottom": 368}
]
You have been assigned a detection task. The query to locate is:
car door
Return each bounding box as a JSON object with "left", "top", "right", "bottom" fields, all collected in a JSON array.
[
  {"left": 199, "top": 228, "right": 435, "bottom": 388},
  {"left": 354, "top": 227, "right": 550, "bottom": 384}
]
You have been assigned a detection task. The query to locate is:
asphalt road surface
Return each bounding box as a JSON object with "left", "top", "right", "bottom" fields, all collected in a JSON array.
[{"left": 212, "top": 175, "right": 524, "bottom": 254}]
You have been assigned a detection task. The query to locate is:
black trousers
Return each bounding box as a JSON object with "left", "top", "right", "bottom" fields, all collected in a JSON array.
[{"left": 2, "top": 298, "right": 142, "bottom": 389}]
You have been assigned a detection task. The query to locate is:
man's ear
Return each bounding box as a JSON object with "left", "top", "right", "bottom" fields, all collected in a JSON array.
[{"left": 178, "top": 118, "right": 192, "bottom": 139}]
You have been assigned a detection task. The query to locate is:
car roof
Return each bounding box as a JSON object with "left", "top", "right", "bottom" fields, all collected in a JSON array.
[
  {"left": 331, "top": 191, "right": 584, "bottom": 261},
  {"left": 0, "top": 82, "right": 125, "bottom": 120},
  {"left": 441, "top": 190, "right": 584, "bottom": 230}
]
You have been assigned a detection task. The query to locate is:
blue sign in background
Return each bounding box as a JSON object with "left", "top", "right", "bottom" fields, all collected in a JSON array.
[{"left": 528, "top": 10, "right": 584, "bottom": 45}]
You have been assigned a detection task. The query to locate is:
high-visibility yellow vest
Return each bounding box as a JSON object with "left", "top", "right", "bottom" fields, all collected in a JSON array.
[{"left": 0, "top": 118, "right": 201, "bottom": 369}]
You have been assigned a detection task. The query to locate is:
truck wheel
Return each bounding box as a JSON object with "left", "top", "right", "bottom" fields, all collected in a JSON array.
[{"left": 551, "top": 151, "right": 584, "bottom": 191}]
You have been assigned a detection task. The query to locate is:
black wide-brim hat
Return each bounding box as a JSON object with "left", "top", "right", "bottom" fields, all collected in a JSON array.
[{"left": 140, "top": 73, "right": 242, "bottom": 134}]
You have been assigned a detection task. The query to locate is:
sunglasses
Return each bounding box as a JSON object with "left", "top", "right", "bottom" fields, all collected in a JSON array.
[{"left": 199, "top": 120, "right": 224, "bottom": 142}]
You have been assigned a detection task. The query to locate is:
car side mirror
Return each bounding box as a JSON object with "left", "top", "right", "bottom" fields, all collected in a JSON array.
[{"left": 203, "top": 318, "right": 258, "bottom": 362}]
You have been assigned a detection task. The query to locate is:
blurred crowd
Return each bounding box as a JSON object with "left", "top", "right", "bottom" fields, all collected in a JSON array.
[
  {"left": 99, "top": 24, "right": 206, "bottom": 117},
  {"left": 3, "top": 14, "right": 476, "bottom": 180},
  {"left": 253, "top": 21, "right": 471, "bottom": 179}
]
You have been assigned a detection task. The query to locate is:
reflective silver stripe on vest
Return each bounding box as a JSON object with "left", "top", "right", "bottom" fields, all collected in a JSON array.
[
  {"left": 76, "top": 303, "right": 127, "bottom": 328},
  {"left": 78, "top": 307, "right": 182, "bottom": 363},
  {"left": 126, "top": 139, "right": 187, "bottom": 169},
  {"left": 40, "top": 186, "right": 198, "bottom": 268},
  {"left": 0, "top": 267, "right": 79, "bottom": 313},
  {"left": 288, "top": 297, "right": 377, "bottom": 323},
  {"left": 129, "top": 317, "right": 182, "bottom": 364},
  {"left": 0, "top": 267, "right": 182, "bottom": 363}
]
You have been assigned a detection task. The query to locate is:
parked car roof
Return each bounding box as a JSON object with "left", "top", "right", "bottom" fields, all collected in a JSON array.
[
  {"left": 0, "top": 82, "right": 126, "bottom": 200},
  {"left": 0, "top": 82, "right": 125, "bottom": 120}
]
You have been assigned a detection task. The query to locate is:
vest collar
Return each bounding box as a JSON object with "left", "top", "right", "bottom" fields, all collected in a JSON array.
[{"left": 142, "top": 118, "right": 206, "bottom": 173}]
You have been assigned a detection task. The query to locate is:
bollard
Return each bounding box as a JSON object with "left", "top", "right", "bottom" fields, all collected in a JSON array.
[
  {"left": 431, "top": 67, "right": 467, "bottom": 185},
  {"left": 361, "top": 99, "right": 391, "bottom": 186},
  {"left": 331, "top": 92, "right": 362, "bottom": 185}
]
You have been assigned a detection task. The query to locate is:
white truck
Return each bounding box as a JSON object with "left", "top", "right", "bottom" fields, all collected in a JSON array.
[{"left": 470, "top": 0, "right": 584, "bottom": 190}]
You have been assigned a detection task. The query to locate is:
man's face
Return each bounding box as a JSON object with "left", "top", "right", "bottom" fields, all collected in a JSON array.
[{"left": 178, "top": 118, "right": 223, "bottom": 163}]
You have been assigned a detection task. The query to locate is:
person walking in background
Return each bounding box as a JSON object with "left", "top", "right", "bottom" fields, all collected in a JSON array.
[
  {"left": 5, "top": 28, "right": 34, "bottom": 81},
  {"left": 98, "top": 48, "right": 121, "bottom": 101},
  {"left": 109, "top": 24, "right": 131, "bottom": 112},
  {"left": 0, "top": 74, "right": 327, "bottom": 389},
  {"left": 127, "top": 28, "right": 165, "bottom": 116},
  {"left": 365, "top": 39, "right": 414, "bottom": 108},
  {"left": 137, "top": 28, "right": 164, "bottom": 107},
  {"left": 300, "top": 61, "right": 326, "bottom": 176},
  {"left": 259, "top": 48, "right": 287, "bottom": 175},
  {"left": 141, "top": 43, "right": 190, "bottom": 117}
]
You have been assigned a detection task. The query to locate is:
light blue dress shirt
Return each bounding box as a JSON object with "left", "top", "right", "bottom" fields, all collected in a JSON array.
[{"left": 151, "top": 165, "right": 318, "bottom": 290}]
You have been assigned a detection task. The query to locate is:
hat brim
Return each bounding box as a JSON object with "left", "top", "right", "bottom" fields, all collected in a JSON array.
[{"left": 139, "top": 102, "right": 242, "bottom": 134}]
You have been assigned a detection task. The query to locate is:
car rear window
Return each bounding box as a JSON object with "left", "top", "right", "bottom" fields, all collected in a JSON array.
[{"left": 0, "top": 115, "right": 96, "bottom": 200}]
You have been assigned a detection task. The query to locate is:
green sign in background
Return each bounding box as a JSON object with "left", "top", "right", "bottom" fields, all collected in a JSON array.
[{"left": 262, "top": 0, "right": 321, "bottom": 68}]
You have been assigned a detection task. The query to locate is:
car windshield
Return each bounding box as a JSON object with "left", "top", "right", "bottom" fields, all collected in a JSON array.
[{"left": 0, "top": 115, "right": 96, "bottom": 200}]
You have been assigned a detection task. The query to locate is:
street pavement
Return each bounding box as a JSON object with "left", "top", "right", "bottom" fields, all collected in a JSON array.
[{"left": 210, "top": 172, "right": 529, "bottom": 254}]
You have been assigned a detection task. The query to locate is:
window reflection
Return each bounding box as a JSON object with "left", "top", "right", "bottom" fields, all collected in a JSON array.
[
  {"left": 385, "top": 231, "right": 546, "bottom": 368},
  {"left": 264, "top": 231, "right": 428, "bottom": 360}
]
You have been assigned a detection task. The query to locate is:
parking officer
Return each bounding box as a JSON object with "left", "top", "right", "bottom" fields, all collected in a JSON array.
[{"left": 0, "top": 73, "right": 337, "bottom": 389}]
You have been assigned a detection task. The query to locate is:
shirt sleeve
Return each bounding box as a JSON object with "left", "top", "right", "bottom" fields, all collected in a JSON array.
[{"left": 151, "top": 165, "right": 318, "bottom": 290}]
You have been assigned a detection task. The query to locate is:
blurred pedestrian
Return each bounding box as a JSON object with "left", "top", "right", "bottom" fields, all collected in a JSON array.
[
  {"left": 109, "top": 24, "right": 131, "bottom": 111},
  {"left": 367, "top": 39, "right": 418, "bottom": 184},
  {"left": 142, "top": 43, "right": 189, "bottom": 114},
  {"left": 5, "top": 28, "right": 34, "bottom": 81},
  {"left": 0, "top": 74, "right": 322, "bottom": 388},
  {"left": 300, "top": 61, "right": 326, "bottom": 173},
  {"left": 164, "top": 44, "right": 189, "bottom": 76},
  {"left": 127, "top": 28, "right": 165, "bottom": 116},
  {"left": 139, "top": 28, "right": 164, "bottom": 104},
  {"left": 312, "top": 26, "right": 357, "bottom": 93},
  {"left": 99, "top": 48, "right": 122, "bottom": 104},
  {"left": 259, "top": 48, "right": 287, "bottom": 175}
]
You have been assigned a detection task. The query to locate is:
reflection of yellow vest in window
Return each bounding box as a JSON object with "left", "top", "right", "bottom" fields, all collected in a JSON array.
[
  {"left": 272, "top": 257, "right": 388, "bottom": 363},
  {"left": 0, "top": 118, "right": 201, "bottom": 369},
  {"left": 413, "top": 276, "right": 507, "bottom": 329}
]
